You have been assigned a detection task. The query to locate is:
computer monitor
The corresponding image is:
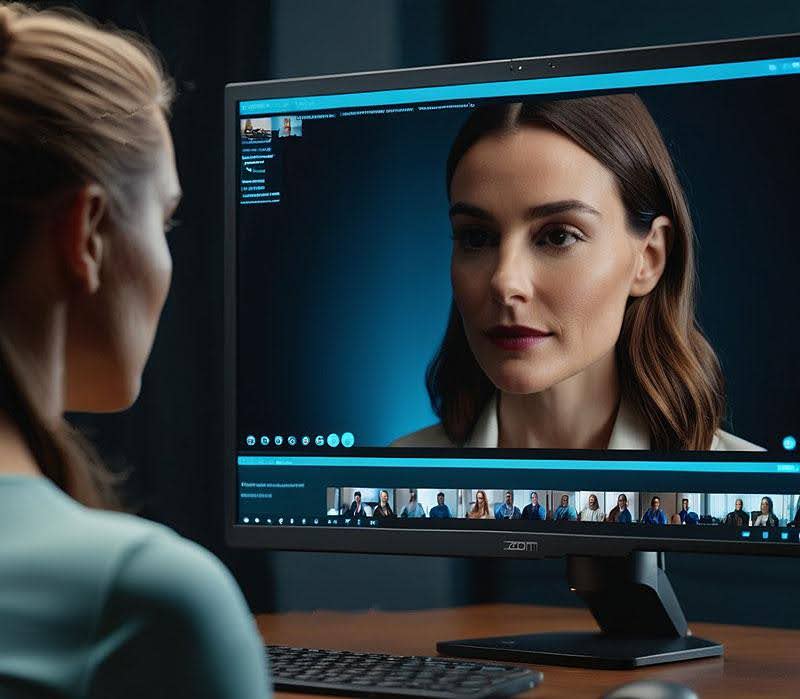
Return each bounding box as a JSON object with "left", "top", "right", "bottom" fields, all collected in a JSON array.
[{"left": 224, "top": 34, "right": 800, "bottom": 668}]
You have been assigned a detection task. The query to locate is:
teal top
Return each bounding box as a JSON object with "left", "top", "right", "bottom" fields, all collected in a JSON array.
[{"left": 0, "top": 476, "right": 271, "bottom": 698}]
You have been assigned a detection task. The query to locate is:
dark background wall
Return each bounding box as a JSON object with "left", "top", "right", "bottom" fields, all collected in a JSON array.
[{"left": 53, "top": 0, "right": 800, "bottom": 627}]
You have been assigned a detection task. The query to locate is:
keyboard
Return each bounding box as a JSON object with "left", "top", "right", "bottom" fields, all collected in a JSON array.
[{"left": 267, "top": 645, "right": 543, "bottom": 698}]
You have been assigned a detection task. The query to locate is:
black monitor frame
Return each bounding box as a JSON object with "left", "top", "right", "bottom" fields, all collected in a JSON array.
[{"left": 224, "top": 33, "right": 800, "bottom": 561}]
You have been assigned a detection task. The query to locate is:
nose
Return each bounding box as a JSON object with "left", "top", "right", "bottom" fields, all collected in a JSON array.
[{"left": 489, "top": 239, "right": 532, "bottom": 306}]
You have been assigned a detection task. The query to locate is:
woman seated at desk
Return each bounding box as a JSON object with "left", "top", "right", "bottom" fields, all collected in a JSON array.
[{"left": 0, "top": 5, "right": 269, "bottom": 697}]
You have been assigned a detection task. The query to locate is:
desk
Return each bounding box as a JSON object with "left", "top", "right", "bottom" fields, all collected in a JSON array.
[{"left": 257, "top": 604, "right": 799, "bottom": 699}]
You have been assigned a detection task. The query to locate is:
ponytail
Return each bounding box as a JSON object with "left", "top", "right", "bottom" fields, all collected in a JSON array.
[{"left": 0, "top": 336, "right": 119, "bottom": 508}]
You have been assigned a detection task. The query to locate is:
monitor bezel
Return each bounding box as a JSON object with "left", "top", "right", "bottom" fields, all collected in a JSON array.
[{"left": 224, "top": 33, "right": 800, "bottom": 558}]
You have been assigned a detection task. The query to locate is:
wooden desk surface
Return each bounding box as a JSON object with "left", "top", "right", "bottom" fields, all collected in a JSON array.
[{"left": 257, "top": 604, "right": 799, "bottom": 699}]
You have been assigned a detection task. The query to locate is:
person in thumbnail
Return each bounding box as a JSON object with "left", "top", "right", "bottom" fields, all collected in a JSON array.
[
  {"left": 429, "top": 492, "right": 452, "bottom": 518},
  {"left": 723, "top": 498, "right": 749, "bottom": 526},
  {"left": 280, "top": 116, "right": 292, "bottom": 137},
  {"left": 642, "top": 496, "right": 668, "bottom": 525},
  {"left": 521, "top": 491, "right": 546, "bottom": 520},
  {"left": 372, "top": 489, "right": 395, "bottom": 519},
  {"left": 399, "top": 489, "right": 426, "bottom": 518},
  {"left": 467, "top": 490, "right": 492, "bottom": 519},
  {"left": 607, "top": 493, "right": 632, "bottom": 523},
  {"left": 553, "top": 494, "right": 577, "bottom": 521},
  {"left": 752, "top": 496, "right": 779, "bottom": 527},
  {"left": 346, "top": 491, "right": 369, "bottom": 518},
  {"left": 579, "top": 493, "right": 605, "bottom": 522},
  {"left": 391, "top": 96, "right": 764, "bottom": 453},
  {"left": 678, "top": 498, "right": 699, "bottom": 525},
  {"left": 495, "top": 490, "right": 521, "bottom": 519}
]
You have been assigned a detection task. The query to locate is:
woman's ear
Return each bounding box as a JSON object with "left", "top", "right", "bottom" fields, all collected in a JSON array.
[
  {"left": 57, "top": 183, "right": 107, "bottom": 294},
  {"left": 629, "top": 214, "right": 671, "bottom": 297}
]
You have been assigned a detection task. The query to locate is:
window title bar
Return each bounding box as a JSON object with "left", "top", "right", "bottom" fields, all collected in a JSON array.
[{"left": 239, "top": 56, "right": 800, "bottom": 115}]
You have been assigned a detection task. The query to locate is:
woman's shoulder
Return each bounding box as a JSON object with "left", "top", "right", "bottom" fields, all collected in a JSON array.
[
  {"left": 389, "top": 422, "right": 454, "bottom": 447},
  {"left": 96, "top": 512, "right": 230, "bottom": 590},
  {"left": 38, "top": 481, "right": 254, "bottom": 635},
  {"left": 86, "top": 513, "right": 270, "bottom": 696},
  {"left": 0, "top": 479, "right": 270, "bottom": 698},
  {"left": 2, "top": 478, "right": 192, "bottom": 580},
  {"left": 66, "top": 506, "right": 248, "bottom": 623},
  {"left": 711, "top": 429, "right": 766, "bottom": 451}
]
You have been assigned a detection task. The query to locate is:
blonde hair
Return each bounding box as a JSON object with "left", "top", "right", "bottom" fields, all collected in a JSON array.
[{"left": 0, "top": 2, "right": 175, "bottom": 507}]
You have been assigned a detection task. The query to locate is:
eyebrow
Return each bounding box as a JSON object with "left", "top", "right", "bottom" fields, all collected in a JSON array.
[{"left": 449, "top": 199, "right": 602, "bottom": 220}]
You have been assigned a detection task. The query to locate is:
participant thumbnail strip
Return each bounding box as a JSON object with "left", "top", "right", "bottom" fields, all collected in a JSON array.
[{"left": 325, "top": 487, "right": 800, "bottom": 526}]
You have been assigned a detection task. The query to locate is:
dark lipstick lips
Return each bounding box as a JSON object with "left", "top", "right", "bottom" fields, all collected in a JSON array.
[
  {"left": 486, "top": 325, "right": 551, "bottom": 338},
  {"left": 485, "top": 325, "right": 553, "bottom": 351}
]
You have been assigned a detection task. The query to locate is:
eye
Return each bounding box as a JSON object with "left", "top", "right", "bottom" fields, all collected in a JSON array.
[
  {"left": 536, "top": 226, "right": 582, "bottom": 249},
  {"left": 451, "top": 228, "right": 497, "bottom": 252}
]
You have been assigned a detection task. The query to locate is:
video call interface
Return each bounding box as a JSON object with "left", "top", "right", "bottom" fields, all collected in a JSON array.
[{"left": 235, "top": 56, "right": 800, "bottom": 542}]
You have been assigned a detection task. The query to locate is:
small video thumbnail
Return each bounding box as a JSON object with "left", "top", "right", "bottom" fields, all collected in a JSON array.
[
  {"left": 241, "top": 117, "right": 272, "bottom": 140},
  {"left": 274, "top": 115, "right": 302, "bottom": 137}
]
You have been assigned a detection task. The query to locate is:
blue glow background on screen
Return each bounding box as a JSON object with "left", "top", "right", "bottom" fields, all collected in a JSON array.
[{"left": 237, "top": 107, "right": 458, "bottom": 444}]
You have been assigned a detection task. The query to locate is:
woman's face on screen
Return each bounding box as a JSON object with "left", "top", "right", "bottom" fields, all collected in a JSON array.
[{"left": 449, "top": 126, "right": 648, "bottom": 395}]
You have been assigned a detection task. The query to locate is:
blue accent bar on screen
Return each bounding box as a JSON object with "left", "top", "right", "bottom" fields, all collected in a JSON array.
[
  {"left": 237, "top": 455, "right": 800, "bottom": 473},
  {"left": 239, "top": 56, "right": 800, "bottom": 115}
]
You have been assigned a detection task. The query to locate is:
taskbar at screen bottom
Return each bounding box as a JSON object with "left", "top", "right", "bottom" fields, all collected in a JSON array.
[{"left": 236, "top": 514, "right": 800, "bottom": 544}]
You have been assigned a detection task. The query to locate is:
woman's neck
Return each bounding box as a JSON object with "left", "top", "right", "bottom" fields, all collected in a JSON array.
[
  {"left": 497, "top": 349, "right": 620, "bottom": 449},
  {"left": 0, "top": 411, "right": 41, "bottom": 477}
]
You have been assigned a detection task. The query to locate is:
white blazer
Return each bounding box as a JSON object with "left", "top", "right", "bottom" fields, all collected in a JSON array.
[{"left": 391, "top": 392, "right": 764, "bottom": 451}]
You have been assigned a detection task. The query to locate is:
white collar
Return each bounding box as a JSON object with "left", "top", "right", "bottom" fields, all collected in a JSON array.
[
  {"left": 466, "top": 391, "right": 651, "bottom": 449},
  {"left": 464, "top": 392, "right": 499, "bottom": 447},
  {"left": 607, "top": 396, "right": 651, "bottom": 449}
]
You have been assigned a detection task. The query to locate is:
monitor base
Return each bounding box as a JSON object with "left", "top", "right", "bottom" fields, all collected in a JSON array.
[
  {"left": 437, "top": 551, "right": 723, "bottom": 669},
  {"left": 436, "top": 632, "right": 722, "bottom": 670}
]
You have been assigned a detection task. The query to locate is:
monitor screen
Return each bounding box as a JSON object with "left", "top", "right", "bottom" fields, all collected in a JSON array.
[{"left": 226, "top": 36, "right": 800, "bottom": 556}]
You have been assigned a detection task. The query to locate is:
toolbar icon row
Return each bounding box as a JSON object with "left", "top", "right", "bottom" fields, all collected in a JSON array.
[{"left": 245, "top": 432, "right": 355, "bottom": 448}]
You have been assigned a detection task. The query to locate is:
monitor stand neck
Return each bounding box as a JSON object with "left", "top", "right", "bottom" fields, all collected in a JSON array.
[
  {"left": 437, "top": 551, "right": 723, "bottom": 669},
  {"left": 569, "top": 551, "right": 689, "bottom": 636}
]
